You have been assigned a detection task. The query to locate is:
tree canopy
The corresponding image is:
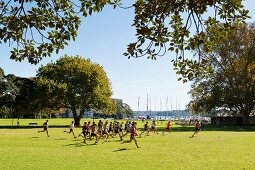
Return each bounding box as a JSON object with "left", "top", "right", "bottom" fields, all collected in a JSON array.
[
  {"left": 187, "top": 24, "right": 255, "bottom": 125},
  {"left": 115, "top": 101, "right": 133, "bottom": 119},
  {"left": 0, "top": 67, "right": 40, "bottom": 118},
  {"left": 0, "top": 0, "right": 251, "bottom": 79},
  {"left": 37, "top": 55, "right": 115, "bottom": 125}
]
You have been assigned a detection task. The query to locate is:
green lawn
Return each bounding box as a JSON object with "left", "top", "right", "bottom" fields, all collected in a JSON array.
[{"left": 0, "top": 119, "right": 255, "bottom": 169}]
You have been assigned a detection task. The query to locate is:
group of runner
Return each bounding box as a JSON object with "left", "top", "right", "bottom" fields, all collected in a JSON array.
[{"left": 38, "top": 119, "right": 201, "bottom": 148}]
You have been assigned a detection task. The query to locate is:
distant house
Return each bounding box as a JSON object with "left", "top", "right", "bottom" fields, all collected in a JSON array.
[
  {"left": 61, "top": 110, "right": 93, "bottom": 118},
  {"left": 209, "top": 109, "right": 255, "bottom": 125}
]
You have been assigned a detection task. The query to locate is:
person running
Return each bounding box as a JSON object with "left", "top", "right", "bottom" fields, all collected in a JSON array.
[
  {"left": 94, "top": 121, "right": 109, "bottom": 144},
  {"left": 163, "top": 121, "right": 171, "bottom": 134},
  {"left": 87, "top": 121, "right": 91, "bottom": 137},
  {"left": 90, "top": 122, "right": 97, "bottom": 140},
  {"left": 97, "top": 120, "right": 103, "bottom": 134},
  {"left": 108, "top": 122, "right": 113, "bottom": 136},
  {"left": 63, "top": 121, "right": 76, "bottom": 138},
  {"left": 191, "top": 120, "right": 200, "bottom": 138},
  {"left": 38, "top": 120, "right": 49, "bottom": 137},
  {"left": 81, "top": 122, "right": 88, "bottom": 144},
  {"left": 122, "top": 121, "right": 131, "bottom": 138},
  {"left": 114, "top": 122, "right": 123, "bottom": 141},
  {"left": 17, "top": 119, "right": 20, "bottom": 126},
  {"left": 150, "top": 120, "right": 158, "bottom": 134},
  {"left": 119, "top": 122, "right": 124, "bottom": 137},
  {"left": 124, "top": 121, "right": 129, "bottom": 132},
  {"left": 139, "top": 121, "right": 149, "bottom": 137},
  {"left": 122, "top": 122, "right": 139, "bottom": 148}
]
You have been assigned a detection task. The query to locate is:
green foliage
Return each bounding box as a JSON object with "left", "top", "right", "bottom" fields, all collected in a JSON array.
[
  {"left": 0, "top": 67, "right": 40, "bottom": 118},
  {"left": 0, "top": 0, "right": 119, "bottom": 64},
  {"left": 36, "top": 55, "right": 115, "bottom": 125},
  {"left": 188, "top": 24, "right": 255, "bottom": 124},
  {"left": 0, "top": 69, "right": 19, "bottom": 116},
  {"left": 0, "top": 0, "right": 251, "bottom": 80},
  {"left": 12, "top": 77, "right": 39, "bottom": 118},
  {"left": 124, "top": 0, "right": 250, "bottom": 81},
  {"left": 115, "top": 102, "right": 133, "bottom": 119}
]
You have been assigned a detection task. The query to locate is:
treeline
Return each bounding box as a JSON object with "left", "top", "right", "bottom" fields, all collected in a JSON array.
[{"left": 0, "top": 56, "right": 133, "bottom": 125}]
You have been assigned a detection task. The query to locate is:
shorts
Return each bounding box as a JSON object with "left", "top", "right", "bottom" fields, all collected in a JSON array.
[
  {"left": 91, "top": 133, "right": 97, "bottom": 137},
  {"left": 82, "top": 131, "right": 86, "bottom": 136},
  {"left": 119, "top": 129, "right": 123, "bottom": 132},
  {"left": 151, "top": 126, "right": 155, "bottom": 130},
  {"left": 70, "top": 129, "right": 73, "bottom": 132},
  {"left": 195, "top": 128, "right": 200, "bottom": 131},
  {"left": 144, "top": 128, "right": 148, "bottom": 131},
  {"left": 130, "top": 134, "right": 135, "bottom": 139},
  {"left": 126, "top": 130, "right": 130, "bottom": 133},
  {"left": 166, "top": 127, "right": 170, "bottom": 130},
  {"left": 44, "top": 127, "right": 47, "bottom": 131},
  {"left": 114, "top": 130, "right": 119, "bottom": 134}
]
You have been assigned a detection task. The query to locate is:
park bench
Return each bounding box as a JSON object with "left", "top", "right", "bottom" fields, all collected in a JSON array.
[{"left": 28, "top": 122, "right": 38, "bottom": 126}]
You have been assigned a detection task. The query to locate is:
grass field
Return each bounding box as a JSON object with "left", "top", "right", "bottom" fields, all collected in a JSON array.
[{"left": 0, "top": 118, "right": 255, "bottom": 170}]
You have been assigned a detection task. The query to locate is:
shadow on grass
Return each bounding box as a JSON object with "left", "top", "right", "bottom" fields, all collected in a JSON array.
[
  {"left": 201, "top": 125, "right": 255, "bottom": 132},
  {"left": 64, "top": 142, "right": 87, "bottom": 147},
  {"left": 113, "top": 148, "right": 131, "bottom": 152},
  {"left": 0, "top": 125, "right": 68, "bottom": 129},
  {"left": 64, "top": 142, "right": 99, "bottom": 147},
  {"left": 31, "top": 136, "right": 40, "bottom": 139},
  {"left": 138, "top": 125, "right": 255, "bottom": 132},
  {"left": 54, "top": 138, "right": 67, "bottom": 141}
]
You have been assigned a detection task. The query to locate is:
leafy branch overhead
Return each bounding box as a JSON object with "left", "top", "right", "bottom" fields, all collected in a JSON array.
[
  {"left": 0, "top": 0, "right": 251, "bottom": 81},
  {"left": 0, "top": 0, "right": 120, "bottom": 64},
  {"left": 124, "top": 0, "right": 250, "bottom": 82}
]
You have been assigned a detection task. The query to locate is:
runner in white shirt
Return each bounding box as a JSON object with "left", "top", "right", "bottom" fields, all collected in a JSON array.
[
  {"left": 64, "top": 121, "right": 76, "bottom": 138},
  {"left": 151, "top": 120, "right": 159, "bottom": 134}
]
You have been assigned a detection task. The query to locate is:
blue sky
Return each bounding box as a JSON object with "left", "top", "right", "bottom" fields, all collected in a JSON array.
[{"left": 0, "top": 1, "right": 254, "bottom": 111}]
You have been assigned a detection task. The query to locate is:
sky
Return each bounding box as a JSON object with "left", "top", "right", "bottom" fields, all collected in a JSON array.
[{"left": 0, "top": 1, "right": 254, "bottom": 111}]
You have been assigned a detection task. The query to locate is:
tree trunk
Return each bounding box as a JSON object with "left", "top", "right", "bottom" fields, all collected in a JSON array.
[
  {"left": 72, "top": 108, "right": 85, "bottom": 126},
  {"left": 71, "top": 108, "right": 80, "bottom": 126},
  {"left": 74, "top": 116, "right": 81, "bottom": 126},
  {"left": 241, "top": 112, "right": 250, "bottom": 125}
]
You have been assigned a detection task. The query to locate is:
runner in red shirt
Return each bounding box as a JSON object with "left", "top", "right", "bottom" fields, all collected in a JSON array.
[
  {"left": 122, "top": 122, "right": 140, "bottom": 148},
  {"left": 191, "top": 120, "right": 200, "bottom": 138},
  {"left": 163, "top": 121, "right": 171, "bottom": 134}
]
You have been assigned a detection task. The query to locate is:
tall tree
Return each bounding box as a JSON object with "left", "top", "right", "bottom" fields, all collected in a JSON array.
[
  {"left": 0, "top": 1, "right": 250, "bottom": 79},
  {"left": 0, "top": 68, "right": 19, "bottom": 117},
  {"left": 115, "top": 102, "right": 133, "bottom": 119},
  {"left": 37, "top": 55, "right": 115, "bottom": 125},
  {"left": 188, "top": 24, "right": 255, "bottom": 125},
  {"left": 13, "top": 77, "right": 39, "bottom": 118}
]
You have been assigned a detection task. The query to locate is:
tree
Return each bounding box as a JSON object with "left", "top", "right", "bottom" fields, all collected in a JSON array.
[
  {"left": 115, "top": 102, "right": 133, "bottom": 119},
  {"left": 122, "top": 103, "right": 133, "bottom": 118},
  {"left": 188, "top": 24, "right": 255, "bottom": 125},
  {"left": 12, "top": 77, "right": 39, "bottom": 118},
  {"left": 0, "top": 1, "right": 250, "bottom": 79},
  {"left": 0, "top": 68, "right": 19, "bottom": 117},
  {"left": 37, "top": 55, "right": 115, "bottom": 125},
  {"left": 0, "top": 0, "right": 120, "bottom": 64}
]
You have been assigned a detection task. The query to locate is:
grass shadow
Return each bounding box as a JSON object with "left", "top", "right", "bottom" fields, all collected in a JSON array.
[
  {"left": 200, "top": 125, "right": 255, "bottom": 132},
  {"left": 113, "top": 148, "right": 131, "bottom": 152},
  {"left": 143, "top": 125, "right": 255, "bottom": 132},
  {"left": 31, "top": 136, "right": 40, "bottom": 139},
  {"left": 63, "top": 142, "right": 86, "bottom": 147},
  {"left": 54, "top": 138, "right": 67, "bottom": 141}
]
